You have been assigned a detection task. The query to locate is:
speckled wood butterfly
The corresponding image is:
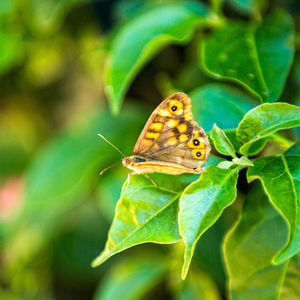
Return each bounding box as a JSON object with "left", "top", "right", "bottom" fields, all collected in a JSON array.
[{"left": 121, "top": 92, "right": 211, "bottom": 175}]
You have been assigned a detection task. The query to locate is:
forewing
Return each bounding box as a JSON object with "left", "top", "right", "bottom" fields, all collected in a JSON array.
[{"left": 133, "top": 92, "right": 194, "bottom": 155}]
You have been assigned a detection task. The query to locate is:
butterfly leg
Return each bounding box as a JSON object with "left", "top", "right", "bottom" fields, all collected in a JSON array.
[
  {"left": 142, "top": 173, "right": 158, "bottom": 188},
  {"left": 127, "top": 172, "right": 136, "bottom": 185}
]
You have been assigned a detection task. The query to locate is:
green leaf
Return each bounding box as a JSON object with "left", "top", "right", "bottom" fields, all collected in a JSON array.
[
  {"left": 247, "top": 155, "right": 300, "bottom": 263},
  {"left": 105, "top": 2, "right": 212, "bottom": 114},
  {"left": 218, "top": 156, "right": 253, "bottom": 169},
  {"left": 92, "top": 173, "right": 198, "bottom": 267},
  {"left": 232, "top": 156, "right": 253, "bottom": 166},
  {"left": 201, "top": 10, "right": 294, "bottom": 102},
  {"left": 237, "top": 103, "right": 300, "bottom": 155},
  {"left": 223, "top": 184, "right": 289, "bottom": 300},
  {"left": 210, "top": 124, "right": 236, "bottom": 157},
  {"left": 94, "top": 254, "right": 166, "bottom": 300},
  {"left": 191, "top": 83, "right": 255, "bottom": 132},
  {"left": 179, "top": 164, "right": 243, "bottom": 279}
]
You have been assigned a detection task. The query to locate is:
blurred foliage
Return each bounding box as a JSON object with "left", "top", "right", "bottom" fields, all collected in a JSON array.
[{"left": 0, "top": 0, "right": 299, "bottom": 299}]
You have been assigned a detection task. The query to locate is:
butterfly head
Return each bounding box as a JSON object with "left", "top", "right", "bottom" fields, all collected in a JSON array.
[{"left": 122, "top": 155, "right": 146, "bottom": 169}]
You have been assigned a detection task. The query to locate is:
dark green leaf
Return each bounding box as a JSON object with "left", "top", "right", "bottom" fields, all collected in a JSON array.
[
  {"left": 191, "top": 83, "right": 255, "bottom": 132},
  {"left": 105, "top": 2, "right": 212, "bottom": 113},
  {"left": 285, "top": 142, "right": 300, "bottom": 155},
  {"left": 237, "top": 103, "right": 300, "bottom": 155},
  {"left": 179, "top": 164, "right": 243, "bottom": 279},
  {"left": 224, "top": 184, "right": 289, "bottom": 300},
  {"left": 201, "top": 10, "right": 294, "bottom": 102},
  {"left": 210, "top": 124, "right": 236, "bottom": 157},
  {"left": 247, "top": 155, "right": 300, "bottom": 263},
  {"left": 175, "top": 269, "right": 221, "bottom": 300}
]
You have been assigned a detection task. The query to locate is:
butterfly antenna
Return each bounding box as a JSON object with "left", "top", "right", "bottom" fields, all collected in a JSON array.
[
  {"left": 100, "top": 161, "right": 121, "bottom": 175},
  {"left": 97, "top": 133, "right": 125, "bottom": 157}
]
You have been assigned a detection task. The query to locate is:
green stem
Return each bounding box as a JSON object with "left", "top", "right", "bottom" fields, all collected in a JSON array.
[{"left": 210, "top": 0, "right": 223, "bottom": 17}]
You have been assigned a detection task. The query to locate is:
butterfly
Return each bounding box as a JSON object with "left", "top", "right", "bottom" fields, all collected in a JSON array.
[{"left": 121, "top": 92, "right": 211, "bottom": 175}]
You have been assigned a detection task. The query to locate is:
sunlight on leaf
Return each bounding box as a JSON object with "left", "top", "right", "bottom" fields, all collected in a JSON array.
[
  {"left": 237, "top": 103, "right": 300, "bottom": 155},
  {"left": 92, "top": 173, "right": 198, "bottom": 267}
]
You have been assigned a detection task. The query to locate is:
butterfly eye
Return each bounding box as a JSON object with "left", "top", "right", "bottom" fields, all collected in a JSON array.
[
  {"left": 171, "top": 106, "right": 177, "bottom": 111},
  {"left": 193, "top": 139, "right": 199, "bottom": 146},
  {"left": 196, "top": 151, "right": 201, "bottom": 157},
  {"left": 134, "top": 157, "right": 145, "bottom": 162}
]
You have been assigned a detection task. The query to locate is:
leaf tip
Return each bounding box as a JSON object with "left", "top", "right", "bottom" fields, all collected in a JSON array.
[
  {"left": 181, "top": 247, "right": 193, "bottom": 280},
  {"left": 91, "top": 251, "right": 109, "bottom": 268}
]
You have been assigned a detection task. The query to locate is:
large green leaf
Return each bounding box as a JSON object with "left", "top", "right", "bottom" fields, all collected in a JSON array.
[
  {"left": 248, "top": 155, "right": 300, "bottom": 264},
  {"left": 92, "top": 173, "right": 197, "bottom": 267},
  {"left": 237, "top": 103, "right": 300, "bottom": 155},
  {"left": 179, "top": 164, "right": 244, "bottom": 279},
  {"left": 201, "top": 10, "right": 294, "bottom": 102},
  {"left": 224, "top": 184, "right": 289, "bottom": 300},
  {"left": 105, "top": 2, "right": 212, "bottom": 114},
  {"left": 190, "top": 83, "right": 255, "bottom": 132},
  {"left": 94, "top": 254, "right": 166, "bottom": 300}
]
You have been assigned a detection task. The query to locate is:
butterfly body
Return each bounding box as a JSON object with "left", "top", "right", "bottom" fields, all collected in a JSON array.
[{"left": 122, "top": 155, "right": 205, "bottom": 175}]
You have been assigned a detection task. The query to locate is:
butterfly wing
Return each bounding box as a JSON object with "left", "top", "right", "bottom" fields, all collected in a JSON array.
[
  {"left": 133, "top": 92, "right": 194, "bottom": 155},
  {"left": 133, "top": 92, "right": 210, "bottom": 171},
  {"left": 149, "top": 125, "right": 210, "bottom": 170}
]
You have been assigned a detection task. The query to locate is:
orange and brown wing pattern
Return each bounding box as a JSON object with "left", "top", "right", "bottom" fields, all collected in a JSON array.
[
  {"left": 133, "top": 92, "right": 194, "bottom": 155},
  {"left": 150, "top": 124, "right": 210, "bottom": 170}
]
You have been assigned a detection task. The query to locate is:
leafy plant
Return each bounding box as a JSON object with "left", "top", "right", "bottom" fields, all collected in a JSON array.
[
  {"left": 91, "top": 0, "right": 300, "bottom": 298},
  {"left": 1, "top": 0, "right": 299, "bottom": 299}
]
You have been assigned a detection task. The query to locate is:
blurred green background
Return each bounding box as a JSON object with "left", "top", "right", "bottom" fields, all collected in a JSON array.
[{"left": 0, "top": 0, "right": 299, "bottom": 299}]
